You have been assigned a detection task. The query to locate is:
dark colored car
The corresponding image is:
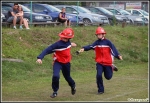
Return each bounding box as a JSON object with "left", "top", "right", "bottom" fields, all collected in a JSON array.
[
  {"left": 2, "top": 3, "right": 52, "bottom": 22},
  {"left": 23, "top": 3, "right": 83, "bottom": 25},
  {"left": 86, "top": 7, "right": 130, "bottom": 25}
]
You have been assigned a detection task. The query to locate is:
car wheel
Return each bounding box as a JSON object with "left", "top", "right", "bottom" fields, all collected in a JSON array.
[{"left": 83, "top": 18, "right": 91, "bottom": 26}]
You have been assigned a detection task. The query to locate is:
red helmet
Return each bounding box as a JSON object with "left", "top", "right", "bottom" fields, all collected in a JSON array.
[
  {"left": 59, "top": 28, "right": 74, "bottom": 38},
  {"left": 95, "top": 27, "right": 106, "bottom": 35}
]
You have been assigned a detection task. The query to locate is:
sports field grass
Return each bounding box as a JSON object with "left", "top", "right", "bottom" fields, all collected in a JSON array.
[{"left": 2, "top": 25, "right": 148, "bottom": 102}]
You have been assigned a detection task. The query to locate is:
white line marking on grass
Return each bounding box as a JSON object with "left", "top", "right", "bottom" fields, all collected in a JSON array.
[{"left": 102, "top": 88, "right": 148, "bottom": 101}]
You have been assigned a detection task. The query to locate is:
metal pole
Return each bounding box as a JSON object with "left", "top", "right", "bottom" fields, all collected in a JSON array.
[
  {"left": 113, "top": 1, "right": 115, "bottom": 25},
  {"left": 142, "top": 4, "right": 145, "bottom": 26},
  {"left": 76, "top": 1, "right": 79, "bottom": 26},
  {"left": 113, "top": 1, "right": 115, "bottom": 15},
  {"left": 30, "top": 1, "right": 32, "bottom": 23}
]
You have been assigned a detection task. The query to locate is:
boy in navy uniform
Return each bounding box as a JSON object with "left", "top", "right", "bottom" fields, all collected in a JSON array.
[
  {"left": 79, "top": 27, "right": 123, "bottom": 94},
  {"left": 36, "top": 28, "right": 76, "bottom": 98}
]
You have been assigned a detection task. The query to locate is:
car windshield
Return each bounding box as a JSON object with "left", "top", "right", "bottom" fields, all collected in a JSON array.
[
  {"left": 118, "top": 9, "right": 131, "bottom": 15},
  {"left": 139, "top": 9, "right": 149, "bottom": 16},
  {"left": 74, "top": 6, "right": 91, "bottom": 13},
  {"left": 45, "top": 5, "right": 61, "bottom": 12},
  {"left": 19, "top": 4, "right": 31, "bottom": 12},
  {"left": 98, "top": 7, "right": 113, "bottom": 15}
]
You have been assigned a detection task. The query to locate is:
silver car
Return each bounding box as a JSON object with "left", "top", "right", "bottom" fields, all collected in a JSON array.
[
  {"left": 126, "top": 9, "right": 149, "bottom": 21},
  {"left": 54, "top": 5, "right": 110, "bottom": 25},
  {"left": 105, "top": 7, "right": 147, "bottom": 25},
  {"left": 118, "top": 9, "right": 148, "bottom": 25},
  {"left": 86, "top": 7, "right": 131, "bottom": 25}
]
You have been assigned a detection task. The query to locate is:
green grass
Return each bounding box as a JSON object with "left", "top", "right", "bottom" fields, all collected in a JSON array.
[{"left": 2, "top": 25, "right": 148, "bottom": 101}]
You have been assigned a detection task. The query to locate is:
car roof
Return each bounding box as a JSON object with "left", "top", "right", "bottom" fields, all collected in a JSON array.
[
  {"left": 127, "top": 9, "right": 142, "bottom": 10},
  {"left": 2, "top": 3, "right": 13, "bottom": 5},
  {"left": 24, "top": 3, "right": 54, "bottom": 6},
  {"left": 54, "top": 5, "right": 78, "bottom": 7},
  {"left": 104, "top": 7, "right": 117, "bottom": 9},
  {"left": 2, "top": 3, "right": 25, "bottom": 7}
]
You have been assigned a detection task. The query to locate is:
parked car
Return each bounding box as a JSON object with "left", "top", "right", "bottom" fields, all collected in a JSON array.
[
  {"left": 2, "top": 3, "right": 52, "bottom": 23},
  {"left": 23, "top": 3, "right": 83, "bottom": 25},
  {"left": 105, "top": 7, "right": 148, "bottom": 25},
  {"left": 86, "top": 7, "right": 130, "bottom": 25},
  {"left": 115, "top": 8, "right": 148, "bottom": 25},
  {"left": 54, "top": 5, "right": 110, "bottom": 25},
  {"left": 126, "top": 9, "right": 149, "bottom": 21},
  {"left": 1, "top": 13, "right": 5, "bottom": 22}
]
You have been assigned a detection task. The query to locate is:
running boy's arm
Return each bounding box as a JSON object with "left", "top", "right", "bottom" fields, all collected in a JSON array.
[
  {"left": 79, "top": 41, "right": 97, "bottom": 52},
  {"left": 108, "top": 40, "right": 123, "bottom": 60},
  {"left": 36, "top": 42, "right": 58, "bottom": 64}
]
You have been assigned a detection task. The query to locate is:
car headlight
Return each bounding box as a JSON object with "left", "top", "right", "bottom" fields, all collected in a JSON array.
[
  {"left": 93, "top": 16, "right": 99, "bottom": 20},
  {"left": 135, "top": 18, "right": 143, "bottom": 21},
  {"left": 35, "top": 16, "right": 44, "bottom": 19}
]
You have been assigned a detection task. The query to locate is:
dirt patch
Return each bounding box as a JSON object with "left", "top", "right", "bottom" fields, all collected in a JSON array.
[{"left": 2, "top": 58, "right": 24, "bottom": 62}]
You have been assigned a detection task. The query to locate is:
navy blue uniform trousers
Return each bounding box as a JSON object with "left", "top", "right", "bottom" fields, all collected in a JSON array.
[
  {"left": 96, "top": 63, "right": 113, "bottom": 93},
  {"left": 52, "top": 61, "right": 75, "bottom": 92}
]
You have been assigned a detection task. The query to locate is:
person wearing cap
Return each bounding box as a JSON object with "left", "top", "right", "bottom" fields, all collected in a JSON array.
[
  {"left": 36, "top": 28, "right": 76, "bottom": 98},
  {"left": 78, "top": 27, "right": 123, "bottom": 94},
  {"left": 57, "top": 7, "right": 71, "bottom": 27}
]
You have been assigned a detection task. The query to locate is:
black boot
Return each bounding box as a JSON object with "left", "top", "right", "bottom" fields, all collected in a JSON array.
[
  {"left": 112, "top": 64, "right": 118, "bottom": 71},
  {"left": 71, "top": 86, "right": 76, "bottom": 95},
  {"left": 50, "top": 92, "right": 57, "bottom": 98}
]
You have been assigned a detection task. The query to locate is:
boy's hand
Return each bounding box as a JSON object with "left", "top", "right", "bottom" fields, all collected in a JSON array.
[
  {"left": 36, "top": 59, "right": 42, "bottom": 64},
  {"left": 79, "top": 48, "right": 84, "bottom": 53},
  {"left": 76, "top": 48, "right": 84, "bottom": 55},
  {"left": 71, "top": 42, "right": 77, "bottom": 47},
  {"left": 118, "top": 55, "right": 123, "bottom": 60}
]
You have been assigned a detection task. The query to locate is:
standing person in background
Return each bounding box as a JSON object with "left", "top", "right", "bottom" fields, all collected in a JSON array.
[
  {"left": 6, "top": 3, "right": 23, "bottom": 29},
  {"left": 36, "top": 28, "right": 76, "bottom": 98},
  {"left": 78, "top": 27, "right": 123, "bottom": 94},
  {"left": 16, "top": 6, "right": 30, "bottom": 29},
  {"left": 58, "top": 7, "right": 71, "bottom": 27}
]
